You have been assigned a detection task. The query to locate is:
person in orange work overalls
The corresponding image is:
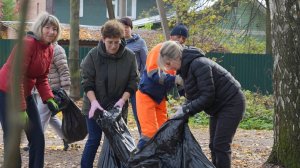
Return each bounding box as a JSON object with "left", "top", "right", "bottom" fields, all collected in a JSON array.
[{"left": 136, "top": 23, "right": 189, "bottom": 149}]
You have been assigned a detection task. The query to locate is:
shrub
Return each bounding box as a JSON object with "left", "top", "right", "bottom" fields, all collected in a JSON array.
[{"left": 167, "top": 90, "right": 274, "bottom": 130}]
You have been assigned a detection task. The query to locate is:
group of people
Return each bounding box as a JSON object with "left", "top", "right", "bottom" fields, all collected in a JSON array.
[{"left": 0, "top": 11, "right": 245, "bottom": 168}]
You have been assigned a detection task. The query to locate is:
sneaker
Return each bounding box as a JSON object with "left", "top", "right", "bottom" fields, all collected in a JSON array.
[{"left": 63, "top": 139, "right": 69, "bottom": 151}]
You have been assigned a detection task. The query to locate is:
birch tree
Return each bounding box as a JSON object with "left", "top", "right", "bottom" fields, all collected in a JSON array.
[{"left": 266, "top": 0, "right": 300, "bottom": 167}]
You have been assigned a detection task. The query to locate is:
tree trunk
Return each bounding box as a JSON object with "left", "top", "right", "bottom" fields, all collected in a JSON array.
[
  {"left": 265, "top": 0, "right": 272, "bottom": 54},
  {"left": 156, "top": 0, "right": 170, "bottom": 40},
  {"left": 267, "top": 0, "right": 300, "bottom": 167},
  {"left": 5, "top": 0, "right": 29, "bottom": 167},
  {"left": 105, "top": 0, "right": 115, "bottom": 19},
  {"left": 69, "top": 0, "right": 80, "bottom": 100}
]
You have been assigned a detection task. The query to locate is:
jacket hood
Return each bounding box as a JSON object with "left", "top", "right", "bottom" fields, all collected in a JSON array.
[
  {"left": 97, "top": 38, "right": 127, "bottom": 59},
  {"left": 180, "top": 46, "right": 205, "bottom": 79},
  {"left": 125, "top": 34, "right": 140, "bottom": 44}
]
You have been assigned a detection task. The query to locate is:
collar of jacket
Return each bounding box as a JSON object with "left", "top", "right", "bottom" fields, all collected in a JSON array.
[
  {"left": 125, "top": 34, "right": 140, "bottom": 44},
  {"left": 26, "top": 31, "right": 52, "bottom": 47},
  {"left": 180, "top": 46, "right": 205, "bottom": 79}
]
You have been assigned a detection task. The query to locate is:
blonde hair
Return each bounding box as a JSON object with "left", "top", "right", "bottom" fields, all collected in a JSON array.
[
  {"left": 158, "top": 41, "right": 183, "bottom": 71},
  {"left": 31, "top": 12, "right": 61, "bottom": 42},
  {"left": 101, "top": 19, "right": 124, "bottom": 39}
]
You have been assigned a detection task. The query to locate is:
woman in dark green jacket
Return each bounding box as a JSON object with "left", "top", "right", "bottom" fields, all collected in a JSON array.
[{"left": 80, "top": 20, "right": 139, "bottom": 168}]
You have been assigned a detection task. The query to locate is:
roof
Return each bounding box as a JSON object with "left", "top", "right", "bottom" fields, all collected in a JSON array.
[
  {"left": 0, "top": 21, "right": 101, "bottom": 41},
  {"left": 132, "top": 14, "right": 174, "bottom": 27}
]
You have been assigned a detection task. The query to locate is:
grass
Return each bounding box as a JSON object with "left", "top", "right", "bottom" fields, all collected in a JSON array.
[{"left": 167, "top": 90, "right": 274, "bottom": 130}]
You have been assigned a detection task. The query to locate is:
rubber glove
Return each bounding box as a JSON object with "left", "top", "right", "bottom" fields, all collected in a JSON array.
[
  {"left": 20, "top": 111, "right": 29, "bottom": 127},
  {"left": 175, "top": 75, "right": 184, "bottom": 86},
  {"left": 89, "top": 100, "right": 104, "bottom": 119},
  {"left": 114, "top": 98, "right": 125, "bottom": 109},
  {"left": 47, "top": 98, "right": 59, "bottom": 115}
]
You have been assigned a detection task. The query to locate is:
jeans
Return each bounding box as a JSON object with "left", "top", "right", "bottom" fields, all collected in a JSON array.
[
  {"left": 0, "top": 92, "right": 45, "bottom": 168},
  {"left": 81, "top": 116, "right": 103, "bottom": 168},
  {"left": 130, "top": 93, "right": 141, "bottom": 134},
  {"left": 209, "top": 90, "right": 245, "bottom": 168}
]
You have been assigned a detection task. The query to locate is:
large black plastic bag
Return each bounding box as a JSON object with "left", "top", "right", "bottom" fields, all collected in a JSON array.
[
  {"left": 94, "top": 107, "right": 136, "bottom": 168},
  {"left": 128, "top": 117, "right": 215, "bottom": 168},
  {"left": 97, "top": 138, "right": 129, "bottom": 168},
  {"left": 53, "top": 88, "right": 87, "bottom": 143}
]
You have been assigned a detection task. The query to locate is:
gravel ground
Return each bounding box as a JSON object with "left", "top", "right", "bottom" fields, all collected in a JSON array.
[{"left": 0, "top": 125, "right": 273, "bottom": 168}]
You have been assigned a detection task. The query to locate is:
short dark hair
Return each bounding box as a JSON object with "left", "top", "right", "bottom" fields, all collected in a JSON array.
[
  {"left": 118, "top": 17, "right": 133, "bottom": 29},
  {"left": 101, "top": 20, "right": 124, "bottom": 39}
]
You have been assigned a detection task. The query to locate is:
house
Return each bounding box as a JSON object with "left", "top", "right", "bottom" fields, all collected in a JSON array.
[
  {"left": 219, "top": 0, "right": 266, "bottom": 41},
  {"left": 21, "top": 0, "right": 157, "bottom": 26}
]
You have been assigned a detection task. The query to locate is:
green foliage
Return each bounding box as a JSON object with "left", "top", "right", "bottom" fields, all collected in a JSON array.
[
  {"left": 240, "top": 90, "right": 273, "bottom": 130},
  {"left": 141, "top": 0, "right": 266, "bottom": 54},
  {"left": 140, "top": 23, "right": 154, "bottom": 30},
  {"left": 167, "top": 90, "right": 274, "bottom": 130},
  {"left": 1, "top": 0, "right": 17, "bottom": 21},
  {"left": 222, "top": 35, "right": 266, "bottom": 54}
]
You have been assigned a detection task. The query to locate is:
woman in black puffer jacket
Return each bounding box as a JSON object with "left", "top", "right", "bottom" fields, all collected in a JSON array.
[{"left": 158, "top": 41, "right": 245, "bottom": 168}]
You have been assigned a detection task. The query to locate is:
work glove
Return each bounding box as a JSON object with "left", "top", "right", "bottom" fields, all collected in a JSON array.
[
  {"left": 114, "top": 98, "right": 125, "bottom": 109},
  {"left": 89, "top": 100, "right": 104, "bottom": 119},
  {"left": 20, "top": 111, "right": 29, "bottom": 127},
  {"left": 47, "top": 98, "right": 60, "bottom": 116},
  {"left": 175, "top": 75, "right": 184, "bottom": 86},
  {"left": 171, "top": 106, "right": 187, "bottom": 119}
]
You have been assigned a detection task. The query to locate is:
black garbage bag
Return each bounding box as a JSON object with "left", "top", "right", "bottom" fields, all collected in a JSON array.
[
  {"left": 128, "top": 117, "right": 215, "bottom": 168},
  {"left": 53, "top": 89, "right": 87, "bottom": 143},
  {"left": 97, "top": 137, "right": 129, "bottom": 168},
  {"left": 51, "top": 88, "right": 71, "bottom": 116},
  {"left": 94, "top": 107, "right": 136, "bottom": 167}
]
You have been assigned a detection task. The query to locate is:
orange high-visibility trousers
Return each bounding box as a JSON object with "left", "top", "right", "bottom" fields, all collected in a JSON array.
[{"left": 136, "top": 90, "right": 168, "bottom": 138}]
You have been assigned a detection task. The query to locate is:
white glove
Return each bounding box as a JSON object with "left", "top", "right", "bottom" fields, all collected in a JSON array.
[
  {"left": 175, "top": 75, "right": 184, "bottom": 86},
  {"left": 171, "top": 106, "right": 186, "bottom": 119}
]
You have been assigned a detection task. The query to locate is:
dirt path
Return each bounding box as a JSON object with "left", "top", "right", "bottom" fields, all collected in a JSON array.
[{"left": 0, "top": 125, "right": 273, "bottom": 168}]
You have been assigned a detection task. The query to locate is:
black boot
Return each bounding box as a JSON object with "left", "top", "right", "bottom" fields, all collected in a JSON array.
[{"left": 63, "top": 139, "right": 69, "bottom": 151}]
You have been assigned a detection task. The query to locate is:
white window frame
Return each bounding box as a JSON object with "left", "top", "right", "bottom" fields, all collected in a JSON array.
[
  {"left": 128, "top": 0, "right": 137, "bottom": 19},
  {"left": 107, "top": 0, "right": 118, "bottom": 18},
  {"left": 106, "top": 0, "right": 136, "bottom": 19},
  {"left": 80, "top": 0, "right": 83, "bottom": 17}
]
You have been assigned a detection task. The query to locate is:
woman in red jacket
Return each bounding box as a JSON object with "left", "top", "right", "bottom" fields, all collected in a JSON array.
[{"left": 0, "top": 12, "right": 60, "bottom": 167}]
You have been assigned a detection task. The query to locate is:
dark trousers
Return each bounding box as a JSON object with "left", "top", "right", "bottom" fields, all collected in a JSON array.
[
  {"left": 81, "top": 116, "right": 103, "bottom": 168},
  {"left": 81, "top": 106, "right": 128, "bottom": 168},
  {"left": 209, "top": 90, "right": 245, "bottom": 168},
  {"left": 0, "top": 92, "right": 45, "bottom": 168},
  {"left": 130, "top": 93, "right": 141, "bottom": 134}
]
